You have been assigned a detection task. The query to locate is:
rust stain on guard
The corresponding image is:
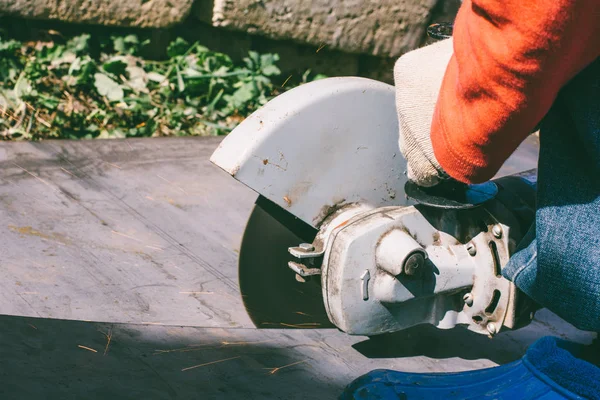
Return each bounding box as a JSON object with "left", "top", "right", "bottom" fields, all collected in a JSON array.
[
  {"left": 283, "top": 196, "right": 292, "bottom": 207},
  {"left": 313, "top": 199, "right": 347, "bottom": 227},
  {"left": 334, "top": 219, "right": 351, "bottom": 229}
]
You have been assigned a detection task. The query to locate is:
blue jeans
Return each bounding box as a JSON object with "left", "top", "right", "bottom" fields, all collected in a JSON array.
[{"left": 503, "top": 57, "right": 600, "bottom": 332}]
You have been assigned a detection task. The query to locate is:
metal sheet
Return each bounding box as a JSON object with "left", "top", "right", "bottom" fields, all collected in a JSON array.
[
  {"left": 0, "top": 136, "right": 594, "bottom": 399},
  {"left": 0, "top": 137, "right": 255, "bottom": 327},
  {"left": 0, "top": 134, "right": 545, "bottom": 328},
  {"left": 0, "top": 310, "right": 594, "bottom": 399}
]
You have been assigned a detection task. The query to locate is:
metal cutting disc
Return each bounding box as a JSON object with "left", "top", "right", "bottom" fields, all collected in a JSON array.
[
  {"left": 405, "top": 180, "right": 498, "bottom": 210},
  {"left": 238, "top": 196, "right": 334, "bottom": 329}
]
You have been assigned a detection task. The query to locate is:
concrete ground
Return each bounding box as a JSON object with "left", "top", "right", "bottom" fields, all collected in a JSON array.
[{"left": 0, "top": 136, "right": 594, "bottom": 399}]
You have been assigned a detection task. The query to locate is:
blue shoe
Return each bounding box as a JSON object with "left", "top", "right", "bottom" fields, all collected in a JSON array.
[{"left": 341, "top": 336, "right": 600, "bottom": 399}]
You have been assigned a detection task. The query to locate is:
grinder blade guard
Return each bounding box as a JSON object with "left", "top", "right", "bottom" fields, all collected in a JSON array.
[{"left": 210, "top": 76, "right": 538, "bottom": 337}]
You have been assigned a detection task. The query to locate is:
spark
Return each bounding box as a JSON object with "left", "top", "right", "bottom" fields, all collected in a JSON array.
[
  {"left": 220, "top": 339, "right": 275, "bottom": 346},
  {"left": 111, "top": 231, "right": 163, "bottom": 249},
  {"left": 154, "top": 339, "right": 275, "bottom": 355},
  {"left": 12, "top": 162, "right": 57, "bottom": 192},
  {"left": 60, "top": 167, "right": 78, "bottom": 178},
  {"left": 58, "top": 157, "right": 79, "bottom": 170},
  {"left": 281, "top": 75, "right": 293, "bottom": 88},
  {"left": 78, "top": 345, "right": 98, "bottom": 353},
  {"left": 265, "top": 359, "right": 309, "bottom": 375},
  {"left": 99, "top": 327, "right": 113, "bottom": 356},
  {"left": 154, "top": 343, "right": 217, "bottom": 355},
  {"left": 104, "top": 161, "right": 122, "bottom": 169},
  {"left": 111, "top": 230, "right": 141, "bottom": 242},
  {"left": 279, "top": 323, "right": 321, "bottom": 328},
  {"left": 181, "top": 356, "right": 240, "bottom": 372},
  {"left": 156, "top": 174, "right": 188, "bottom": 194}
]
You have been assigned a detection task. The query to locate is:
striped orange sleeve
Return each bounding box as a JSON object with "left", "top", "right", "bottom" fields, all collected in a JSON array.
[{"left": 431, "top": 0, "right": 600, "bottom": 183}]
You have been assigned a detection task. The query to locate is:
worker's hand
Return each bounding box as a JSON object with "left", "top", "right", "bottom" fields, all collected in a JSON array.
[{"left": 394, "top": 39, "right": 453, "bottom": 187}]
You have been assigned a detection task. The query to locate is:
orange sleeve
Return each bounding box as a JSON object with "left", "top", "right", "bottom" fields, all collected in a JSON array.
[{"left": 431, "top": 0, "right": 600, "bottom": 183}]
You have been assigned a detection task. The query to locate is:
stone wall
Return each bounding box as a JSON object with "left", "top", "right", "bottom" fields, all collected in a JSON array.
[
  {"left": 1, "top": 0, "right": 459, "bottom": 56},
  {"left": 0, "top": 0, "right": 195, "bottom": 28},
  {"left": 202, "top": 0, "right": 437, "bottom": 58},
  {"left": 0, "top": 0, "right": 460, "bottom": 83}
]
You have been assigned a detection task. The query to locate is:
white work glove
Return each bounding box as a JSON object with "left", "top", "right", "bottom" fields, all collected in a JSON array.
[{"left": 394, "top": 39, "right": 454, "bottom": 187}]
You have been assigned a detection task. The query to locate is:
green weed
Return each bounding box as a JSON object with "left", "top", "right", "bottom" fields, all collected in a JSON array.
[{"left": 0, "top": 34, "right": 326, "bottom": 140}]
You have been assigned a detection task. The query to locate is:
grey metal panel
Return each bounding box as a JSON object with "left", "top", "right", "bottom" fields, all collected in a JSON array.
[
  {"left": 0, "top": 310, "right": 594, "bottom": 400},
  {"left": 0, "top": 135, "right": 593, "bottom": 399},
  {"left": 0, "top": 137, "right": 255, "bottom": 327},
  {"left": 0, "top": 135, "right": 539, "bottom": 327}
]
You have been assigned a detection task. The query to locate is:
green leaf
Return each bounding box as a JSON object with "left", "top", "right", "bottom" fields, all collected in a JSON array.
[
  {"left": 190, "top": 44, "right": 209, "bottom": 54},
  {"left": 68, "top": 56, "right": 96, "bottom": 85},
  {"left": 261, "top": 64, "right": 280, "bottom": 76},
  {"left": 38, "top": 95, "right": 60, "bottom": 110},
  {"left": 126, "top": 66, "right": 147, "bottom": 91},
  {"left": 124, "top": 35, "right": 139, "bottom": 45},
  {"left": 246, "top": 51, "right": 260, "bottom": 68},
  {"left": 301, "top": 69, "right": 311, "bottom": 82},
  {"left": 254, "top": 53, "right": 280, "bottom": 76},
  {"left": 66, "top": 34, "right": 91, "bottom": 55},
  {"left": 103, "top": 57, "right": 128, "bottom": 76},
  {"left": 14, "top": 73, "right": 32, "bottom": 99},
  {"left": 50, "top": 51, "right": 77, "bottom": 67},
  {"left": 182, "top": 67, "right": 205, "bottom": 78},
  {"left": 167, "top": 38, "right": 190, "bottom": 58},
  {"left": 0, "top": 91, "right": 9, "bottom": 109},
  {"left": 206, "top": 88, "right": 224, "bottom": 112},
  {"left": 0, "top": 39, "right": 21, "bottom": 53},
  {"left": 253, "top": 75, "right": 272, "bottom": 85},
  {"left": 94, "top": 73, "right": 124, "bottom": 102},
  {"left": 226, "top": 82, "right": 256, "bottom": 109},
  {"left": 147, "top": 72, "right": 166, "bottom": 83},
  {"left": 260, "top": 53, "right": 279, "bottom": 66},
  {"left": 176, "top": 65, "right": 185, "bottom": 93},
  {"left": 113, "top": 35, "right": 143, "bottom": 55},
  {"left": 86, "top": 124, "right": 100, "bottom": 133},
  {"left": 112, "top": 37, "right": 126, "bottom": 54},
  {"left": 0, "top": 31, "right": 321, "bottom": 141}
]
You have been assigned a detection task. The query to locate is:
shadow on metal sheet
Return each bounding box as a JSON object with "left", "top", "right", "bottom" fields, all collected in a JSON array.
[
  {"left": 352, "top": 323, "right": 522, "bottom": 365},
  {"left": 0, "top": 314, "right": 346, "bottom": 399}
]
